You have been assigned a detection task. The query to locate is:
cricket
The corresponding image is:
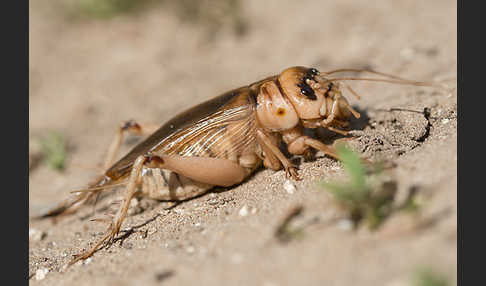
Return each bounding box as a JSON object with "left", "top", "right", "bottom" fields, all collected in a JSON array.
[{"left": 39, "top": 66, "right": 444, "bottom": 266}]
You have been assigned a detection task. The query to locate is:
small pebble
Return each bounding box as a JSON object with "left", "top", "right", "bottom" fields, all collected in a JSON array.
[
  {"left": 400, "top": 47, "right": 415, "bottom": 60},
  {"left": 330, "top": 165, "right": 341, "bottom": 171},
  {"left": 47, "top": 241, "right": 56, "bottom": 248},
  {"left": 337, "top": 219, "right": 354, "bottom": 231},
  {"left": 84, "top": 258, "right": 92, "bottom": 265},
  {"left": 283, "top": 180, "right": 296, "bottom": 194},
  {"left": 251, "top": 207, "right": 257, "bottom": 214},
  {"left": 129, "top": 198, "right": 139, "bottom": 208},
  {"left": 127, "top": 198, "right": 141, "bottom": 215},
  {"left": 148, "top": 227, "right": 157, "bottom": 235},
  {"left": 29, "top": 228, "right": 46, "bottom": 242},
  {"left": 186, "top": 246, "right": 195, "bottom": 254},
  {"left": 158, "top": 209, "right": 170, "bottom": 216},
  {"left": 239, "top": 205, "right": 249, "bottom": 217},
  {"left": 208, "top": 199, "right": 219, "bottom": 206},
  {"left": 441, "top": 118, "right": 450, "bottom": 124},
  {"left": 35, "top": 268, "right": 49, "bottom": 281}
]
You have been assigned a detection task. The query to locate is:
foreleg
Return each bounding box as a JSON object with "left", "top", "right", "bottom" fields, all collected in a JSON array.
[
  {"left": 283, "top": 127, "right": 339, "bottom": 160},
  {"left": 256, "top": 130, "right": 299, "bottom": 180}
]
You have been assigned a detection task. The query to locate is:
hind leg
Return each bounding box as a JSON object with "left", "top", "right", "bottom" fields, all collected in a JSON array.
[
  {"left": 69, "top": 155, "right": 148, "bottom": 266},
  {"left": 69, "top": 154, "right": 249, "bottom": 265},
  {"left": 141, "top": 168, "right": 213, "bottom": 201},
  {"left": 104, "top": 120, "right": 160, "bottom": 170}
]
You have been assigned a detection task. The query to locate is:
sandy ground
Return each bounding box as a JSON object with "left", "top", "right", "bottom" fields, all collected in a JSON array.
[{"left": 29, "top": 0, "right": 457, "bottom": 285}]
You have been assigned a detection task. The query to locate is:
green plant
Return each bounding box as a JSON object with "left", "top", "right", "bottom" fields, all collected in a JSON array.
[
  {"left": 40, "top": 131, "right": 67, "bottom": 171},
  {"left": 66, "top": 0, "right": 154, "bottom": 19},
  {"left": 412, "top": 268, "right": 450, "bottom": 286},
  {"left": 318, "top": 144, "right": 396, "bottom": 230},
  {"left": 61, "top": 0, "right": 247, "bottom": 36}
]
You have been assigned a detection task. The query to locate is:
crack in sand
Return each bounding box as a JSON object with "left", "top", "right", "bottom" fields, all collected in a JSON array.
[{"left": 415, "top": 107, "right": 432, "bottom": 143}]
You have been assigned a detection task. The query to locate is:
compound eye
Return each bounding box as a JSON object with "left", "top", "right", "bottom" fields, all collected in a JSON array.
[{"left": 298, "top": 82, "right": 317, "bottom": 100}]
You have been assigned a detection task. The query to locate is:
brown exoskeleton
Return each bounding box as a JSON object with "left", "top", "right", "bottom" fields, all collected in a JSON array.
[{"left": 40, "top": 66, "right": 443, "bottom": 265}]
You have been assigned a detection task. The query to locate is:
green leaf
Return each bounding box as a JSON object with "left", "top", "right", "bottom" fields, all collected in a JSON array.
[
  {"left": 412, "top": 268, "right": 450, "bottom": 286},
  {"left": 40, "top": 131, "right": 67, "bottom": 171},
  {"left": 336, "top": 145, "right": 366, "bottom": 191}
]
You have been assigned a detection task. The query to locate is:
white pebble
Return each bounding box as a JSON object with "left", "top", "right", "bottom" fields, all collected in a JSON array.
[
  {"left": 251, "top": 207, "right": 257, "bottom": 214},
  {"left": 29, "top": 228, "right": 45, "bottom": 242},
  {"left": 148, "top": 227, "right": 157, "bottom": 235},
  {"left": 129, "top": 198, "right": 139, "bottom": 208},
  {"left": 84, "top": 258, "right": 92, "bottom": 265},
  {"left": 331, "top": 165, "right": 341, "bottom": 171},
  {"left": 400, "top": 47, "right": 415, "bottom": 60},
  {"left": 158, "top": 209, "right": 170, "bottom": 216},
  {"left": 441, "top": 118, "right": 450, "bottom": 124},
  {"left": 239, "top": 205, "right": 249, "bottom": 217},
  {"left": 337, "top": 219, "right": 354, "bottom": 231},
  {"left": 283, "top": 180, "right": 296, "bottom": 194},
  {"left": 186, "top": 246, "right": 195, "bottom": 254},
  {"left": 35, "top": 268, "right": 49, "bottom": 281}
]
